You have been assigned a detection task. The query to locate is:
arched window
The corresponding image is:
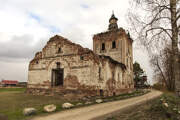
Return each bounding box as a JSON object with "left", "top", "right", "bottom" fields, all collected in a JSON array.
[
  {"left": 58, "top": 48, "right": 62, "bottom": 53},
  {"left": 112, "top": 41, "right": 116, "bottom": 49},
  {"left": 102, "top": 43, "right": 105, "bottom": 50}
]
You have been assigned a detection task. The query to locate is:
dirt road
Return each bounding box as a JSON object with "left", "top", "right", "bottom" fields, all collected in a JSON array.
[{"left": 32, "top": 90, "right": 162, "bottom": 120}]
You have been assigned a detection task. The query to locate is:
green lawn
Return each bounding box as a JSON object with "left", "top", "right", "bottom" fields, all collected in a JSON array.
[
  {"left": 0, "top": 87, "right": 26, "bottom": 92},
  {"left": 0, "top": 88, "right": 149, "bottom": 120},
  {"left": 0, "top": 88, "right": 67, "bottom": 120}
]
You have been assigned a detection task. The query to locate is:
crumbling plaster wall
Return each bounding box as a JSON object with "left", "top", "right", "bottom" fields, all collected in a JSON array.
[
  {"left": 28, "top": 54, "right": 95, "bottom": 89},
  {"left": 93, "top": 28, "right": 128, "bottom": 64},
  {"left": 28, "top": 52, "right": 126, "bottom": 91},
  {"left": 93, "top": 28, "right": 134, "bottom": 90},
  {"left": 28, "top": 35, "right": 133, "bottom": 96}
]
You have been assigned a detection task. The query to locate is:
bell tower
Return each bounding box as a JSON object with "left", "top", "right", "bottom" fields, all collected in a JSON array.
[
  {"left": 93, "top": 12, "right": 133, "bottom": 69},
  {"left": 108, "top": 11, "right": 118, "bottom": 31},
  {"left": 93, "top": 13, "right": 134, "bottom": 86}
]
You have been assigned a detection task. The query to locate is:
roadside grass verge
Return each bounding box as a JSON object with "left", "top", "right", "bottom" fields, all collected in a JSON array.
[
  {"left": 0, "top": 88, "right": 149, "bottom": 120},
  {"left": 101, "top": 90, "right": 148, "bottom": 102},
  {"left": 105, "top": 92, "right": 180, "bottom": 120},
  {"left": 149, "top": 92, "right": 180, "bottom": 120}
]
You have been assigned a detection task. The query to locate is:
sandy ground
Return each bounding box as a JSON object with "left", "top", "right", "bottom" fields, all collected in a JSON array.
[{"left": 31, "top": 90, "right": 162, "bottom": 120}]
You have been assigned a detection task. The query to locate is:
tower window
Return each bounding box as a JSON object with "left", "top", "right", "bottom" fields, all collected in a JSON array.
[
  {"left": 102, "top": 43, "right": 105, "bottom": 50},
  {"left": 112, "top": 41, "right": 116, "bottom": 49},
  {"left": 58, "top": 48, "right": 62, "bottom": 53}
]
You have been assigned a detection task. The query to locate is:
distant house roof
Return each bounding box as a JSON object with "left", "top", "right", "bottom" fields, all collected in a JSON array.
[{"left": 2, "top": 80, "right": 18, "bottom": 85}]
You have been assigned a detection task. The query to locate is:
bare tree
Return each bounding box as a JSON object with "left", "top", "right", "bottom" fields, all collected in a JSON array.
[
  {"left": 150, "top": 45, "right": 175, "bottom": 91},
  {"left": 128, "top": 0, "right": 180, "bottom": 95}
]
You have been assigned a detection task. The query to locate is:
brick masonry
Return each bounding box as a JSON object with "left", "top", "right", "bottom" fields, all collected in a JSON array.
[{"left": 27, "top": 14, "right": 134, "bottom": 97}]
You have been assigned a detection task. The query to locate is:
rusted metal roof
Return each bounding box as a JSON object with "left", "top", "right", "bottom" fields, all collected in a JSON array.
[{"left": 1, "top": 80, "right": 18, "bottom": 85}]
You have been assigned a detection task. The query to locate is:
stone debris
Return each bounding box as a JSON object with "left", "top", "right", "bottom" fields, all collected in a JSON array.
[
  {"left": 173, "top": 108, "right": 177, "bottom": 111},
  {"left": 44, "top": 104, "right": 56, "bottom": 112},
  {"left": 160, "top": 98, "right": 164, "bottom": 101},
  {"left": 96, "top": 99, "right": 103, "bottom": 103},
  {"left": 62, "top": 103, "right": 74, "bottom": 109},
  {"left": 82, "top": 97, "right": 90, "bottom": 101},
  {"left": 23, "top": 108, "right": 37, "bottom": 116},
  {"left": 76, "top": 103, "right": 83, "bottom": 106},
  {"left": 128, "top": 91, "right": 133, "bottom": 94},
  {"left": 85, "top": 101, "right": 92, "bottom": 105},
  {"left": 163, "top": 103, "right": 168, "bottom": 107}
]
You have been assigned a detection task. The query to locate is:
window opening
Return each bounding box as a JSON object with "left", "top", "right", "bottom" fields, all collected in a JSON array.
[
  {"left": 100, "top": 89, "right": 104, "bottom": 96},
  {"left": 112, "top": 41, "right": 116, "bottom": 49},
  {"left": 58, "top": 48, "right": 62, "bottom": 53},
  {"left": 102, "top": 43, "right": 105, "bottom": 50}
]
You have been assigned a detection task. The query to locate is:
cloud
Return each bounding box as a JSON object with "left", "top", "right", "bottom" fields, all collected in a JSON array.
[
  {"left": 0, "top": 0, "right": 153, "bottom": 83},
  {"left": 28, "top": 12, "right": 41, "bottom": 23},
  {"left": 80, "top": 4, "right": 89, "bottom": 9},
  {"left": 0, "top": 60, "right": 29, "bottom": 81},
  {"left": 0, "top": 34, "right": 48, "bottom": 60}
]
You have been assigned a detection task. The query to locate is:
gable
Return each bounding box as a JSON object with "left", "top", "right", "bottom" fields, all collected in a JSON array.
[{"left": 42, "top": 35, "right": 89, "bottom": 58}]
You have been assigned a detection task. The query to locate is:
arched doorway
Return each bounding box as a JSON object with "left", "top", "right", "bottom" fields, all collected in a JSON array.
[{"left": 51, "top": 62, "right": 64, "bottom": 87}]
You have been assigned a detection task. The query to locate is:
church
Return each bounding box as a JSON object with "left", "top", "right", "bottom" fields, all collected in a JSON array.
[{"left": 27, "top": 13, "right": 134, "bottom": 96}]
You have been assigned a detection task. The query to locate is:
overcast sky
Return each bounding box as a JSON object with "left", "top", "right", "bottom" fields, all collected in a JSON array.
[{"left": 0, "top": 0, "right": 153, "bottom": 84}]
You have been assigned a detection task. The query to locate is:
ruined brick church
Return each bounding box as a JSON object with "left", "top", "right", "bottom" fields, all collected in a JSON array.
[{"left": 27, "top": 13, "right": 134, "bottom": 96}]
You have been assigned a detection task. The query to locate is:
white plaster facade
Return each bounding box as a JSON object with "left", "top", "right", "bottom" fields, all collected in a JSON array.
[{"left": 27, "top": 14, "right": 134, "bottom": 96}]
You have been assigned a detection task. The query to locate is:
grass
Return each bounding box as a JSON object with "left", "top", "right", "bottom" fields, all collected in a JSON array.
[
  {"left": 0, "top": 88, "right": 149, "bottom": 120},
  {"left": 101, "top": 90, "right": 148, "bottom": 102},
  {"left": 105, "top": 92, "right": 180, "bottom": 120},
  {"left": 149, "top": 92, "right": 180, "bottom": 120},
  {"left": 0, "top": 87, "right": 26, "bottom": 92},
  {"left": 0, "top": 88, "right": 67, "bottom": 120}
]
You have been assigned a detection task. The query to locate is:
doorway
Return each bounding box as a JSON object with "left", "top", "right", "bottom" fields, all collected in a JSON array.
[{"left": 51, "top": 69, "right": 64, "bottom": 87}]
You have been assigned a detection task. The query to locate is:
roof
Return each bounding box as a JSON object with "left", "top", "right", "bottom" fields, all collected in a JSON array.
[
  {"left": 93, "top": 28, "right": 133, "bottom": 43},
  {"left": 94, "top": 27, "right": 125, "bottom": 36},
  {"left": 30, "top": 35, "right": 127, "bottom": 71},
  {"left": 99, "top": 55, "right": 126, "bottom": 70},
  {"left": 46, "top": 35, "right": 91, "bottom": 54},
  {"left": 109, "top": 13, "right": 118, "bottom": 22},
  {"left": 2, "top": 80, "right": 18, "bottom": 84},
  {"left": 47, "top": 35, "right": 127, "bottom": 70}
]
